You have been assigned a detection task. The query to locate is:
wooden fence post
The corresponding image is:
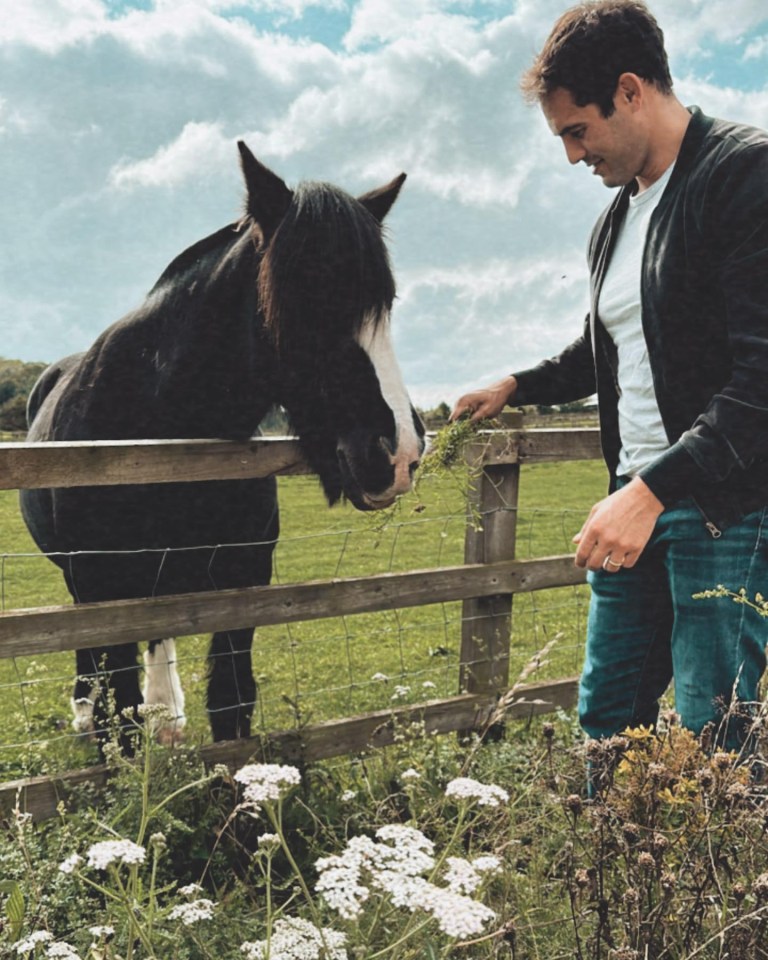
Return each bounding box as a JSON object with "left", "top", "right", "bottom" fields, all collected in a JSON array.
[{"left": 459, "top": 417, "right": 522, "bottom": 714}]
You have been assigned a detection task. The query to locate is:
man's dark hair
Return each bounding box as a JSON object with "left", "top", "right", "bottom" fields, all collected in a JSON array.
[{"left": 520, "top": 1, "right": 673, "bottom": 117}]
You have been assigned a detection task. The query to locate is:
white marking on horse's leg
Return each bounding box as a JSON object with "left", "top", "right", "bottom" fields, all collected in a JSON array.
[
  {"left": 143, "top": 639, "right": 187, "bottom": 745},
  {"left": 71, "top": 695, "right": 96, "bottom": 735},
  {"left": 356, "top": 312, "right": 422, "bottom": 496}
]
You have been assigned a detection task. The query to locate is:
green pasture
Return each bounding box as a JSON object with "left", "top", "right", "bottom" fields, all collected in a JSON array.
[{"left": 0, "top": 458, "right": 608, "bottom": 779}]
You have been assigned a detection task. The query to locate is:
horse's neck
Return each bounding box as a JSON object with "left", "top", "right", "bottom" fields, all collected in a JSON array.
[{"left": 71, "top": 229, "right": 277, "bottom": 441}]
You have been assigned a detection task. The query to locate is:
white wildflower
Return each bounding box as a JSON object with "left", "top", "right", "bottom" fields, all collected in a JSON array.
[
  {"left": 414, "top": 883, "right": 496, "bottom": 938},
  {"left": 316, "top": 825, "right": 435, "bottom": 918},
  {"left": 445, "top": 777, "right": 509, "bottom": 807},
  {"left": 168, "top": 898, "right": 215, "bottom": 925},
  {"left": 87, "top": 926, "right": 114, "bottom": 939},
  {"left": 45, "top": 944, "right": 81, "bottom": 959},
  {"left": 15, "top": 931, "right": 53, "bottom": 954},
  {"left": 177, "top": 883, "right": 204, "bottom": 897},
  {"left": 444, "top": 855, "right": 501, "bottom": 894},
  {"left": 234, "top": 763, "right": 301, "bottom": 811},
  {"left": 391, "top": 685, "right": 411, "bottom": 701},
  {"left": 340, "top": 789, "right": 357, "bottom": 802},
  {"left": 86, "top": 839, "right": 146, "bottom": 870},
  {"left": 58, "top": 853, "right": 83, "bottom": 875},
  {"left": 241, "top": 916, "right": 347, "bottom": 959},
  {"left": 316, "top": 835, "right": 378, "bottom": 918},
  {"left": 316, "top": 824, "right": 496, "bottom": 940},
  {"left": 257, "top": 833, "right": 280, "bottom": 850},
  {"left": 422, "top": 681, "right": 437, "bottom": 690},
  {"left": 371, "top": 672, "right": 389, "bottom": 682},
  {"left": 401, "top": 768, "right": 421, "bottom": 782}
]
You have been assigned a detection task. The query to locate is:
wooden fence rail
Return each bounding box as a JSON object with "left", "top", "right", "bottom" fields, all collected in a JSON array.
[{"left": 0, "top": 425, "right": 602, "bottom": 819}]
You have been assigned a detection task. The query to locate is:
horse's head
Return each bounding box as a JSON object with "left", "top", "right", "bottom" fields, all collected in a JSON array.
[{"left": 238, "top": 142, "right": 425, "bottom": 510}]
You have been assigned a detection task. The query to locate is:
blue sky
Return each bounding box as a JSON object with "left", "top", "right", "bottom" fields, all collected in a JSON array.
[{"left": 2, "top": 0, "right": 767, "bottom": 408}]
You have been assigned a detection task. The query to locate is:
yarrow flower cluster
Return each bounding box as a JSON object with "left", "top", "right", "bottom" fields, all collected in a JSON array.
[
  {"left": 444, "top": 855, "right": 501, "bottom": 895},
  {"left": 241, "top": 917, "right": 348, "bottom": 960},
  {"left": 85, "top": 839, "right": 147, "bottom": 870},
  {"left": 58, "top": 854, "right": 83, "bottom": 875},
  {"left": 168, "top": 899, "right": 216, "bottom": 925},
  {"left": 15, "top": 931, "right": 53, "bottom": 955},
  {"left": 43, "top": 945, "right": 80, "bottom": 959},
  {"left": 234, "top": 763, "right": 301, "bottom": 811},
  {"left": 401, "top": 768, "right": 421, "bottom": 782},
  {"left": 445, "top": 777, "right": 510, "bottom": 808},
  {"left": 315, "top": 823, "right": 497, "bottom": 938},
  {"left": 15, "top": 935, "right": 82, "bottom": 959}
]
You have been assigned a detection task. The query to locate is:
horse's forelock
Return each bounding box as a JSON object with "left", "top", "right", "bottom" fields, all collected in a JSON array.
[{"left": 258, "top": 181, "right": 395, "bottom": 351}]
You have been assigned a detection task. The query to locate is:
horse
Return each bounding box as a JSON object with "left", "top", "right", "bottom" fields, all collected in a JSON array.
[{"left": 20, "top": 142, "right": 425, "bottom": 752}]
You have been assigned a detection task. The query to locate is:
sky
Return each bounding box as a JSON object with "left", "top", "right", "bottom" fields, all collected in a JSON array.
[{"left": 1, "top": 0, "right": 767, "bottom": 410}]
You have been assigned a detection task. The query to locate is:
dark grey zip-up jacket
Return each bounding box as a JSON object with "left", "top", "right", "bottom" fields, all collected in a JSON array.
[{"left": 512, "top": 107, "right": 768, "bottom": 533}]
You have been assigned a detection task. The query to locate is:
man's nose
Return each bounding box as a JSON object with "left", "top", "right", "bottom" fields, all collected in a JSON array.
[{"left": 564, "top": 139, "right": 586, "bottom": 165}]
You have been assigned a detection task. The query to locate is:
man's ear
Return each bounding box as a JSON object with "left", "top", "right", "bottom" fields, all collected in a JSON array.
[{"left": 616, "top": 72, "right": 645, "bottom": 109}]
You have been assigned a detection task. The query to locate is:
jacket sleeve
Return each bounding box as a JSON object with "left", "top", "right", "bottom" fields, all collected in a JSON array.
[
  {"left": 639, "top": 142, "right": 768, "bottom": 505},
  {"left": 511, "top": 314, "right": 597, "bottom": 407}
]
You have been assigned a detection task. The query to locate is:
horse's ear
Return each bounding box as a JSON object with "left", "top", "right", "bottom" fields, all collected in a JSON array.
[
  {"left": 358, "top": 173, "right": 407, "bottom": 223},
  {"left": 238, "top": 141, "right": 293, "bottom": 242}
]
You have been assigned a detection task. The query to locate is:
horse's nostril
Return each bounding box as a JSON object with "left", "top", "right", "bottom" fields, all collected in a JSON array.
[{"left": 409, "top": 460, "right": 419, "bottom": 476}]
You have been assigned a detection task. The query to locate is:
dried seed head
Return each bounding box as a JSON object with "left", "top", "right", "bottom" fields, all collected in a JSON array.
[
  {"left": 647, "top": 762, "right": 666, "bottom": 782},
  {"left": 622, "top": 887, "right": 640, "bottom": 906},
  {"left": 696, "top": 767, "right": 715, "bottom": 790},
  {"left": 733, "top": 883, "right": 747, "bottom": 902},
  {"left": 660, "top": 871, "right": 676, "bottom": 893},
  {"left": 753, "top": 873, "right": 768, "bottom": 901},
  {"left": 712, "top": 751, "right": 734, "bottom": 772},
  {"left": 564, "top": 794, "right": 583, "bottom": 816},
  {"left": 638, "top": 852, "right": 655, "bottom": 871},
  {"left": 574, "top": 868, "right": 591, "bottom": 889},
  {"left": 542, "top": 722, "right": 555, "bottom": 741},
  {"left": 651, "top": 833, "right": 669, "bottom": 856},
  {"left": 622, "top": 822, "right": 641, "bottom": 844},
  {"left": 610, "top": 946, "right": 640, "bottom": 959}
]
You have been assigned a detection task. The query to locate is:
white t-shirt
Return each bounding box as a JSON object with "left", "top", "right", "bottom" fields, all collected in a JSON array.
[{"left": 598, "top": 164, "right": 675, "bottom": 477}]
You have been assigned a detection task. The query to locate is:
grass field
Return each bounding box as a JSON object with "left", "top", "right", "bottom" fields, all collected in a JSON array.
[{"left": 0, "top": 456, "right": 608, "bottom": 779}]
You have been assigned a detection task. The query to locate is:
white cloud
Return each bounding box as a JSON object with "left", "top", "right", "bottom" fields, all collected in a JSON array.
[
  {"left": 109, "top": 121, "right": 231, "bottom": 190},
  {"left": 0, "top": 0, "right": 106, "bottom": 52},
  {"left": 1, "top": 0, "right": 767, "bottom": 413}
]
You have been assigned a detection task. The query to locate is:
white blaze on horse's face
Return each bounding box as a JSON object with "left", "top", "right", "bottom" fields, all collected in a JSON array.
[{"left": 356, "top": 313, "right": 423, "bottom": 507}]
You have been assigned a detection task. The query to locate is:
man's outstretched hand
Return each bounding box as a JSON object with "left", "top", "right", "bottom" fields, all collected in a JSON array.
[{"left": 450, "top": 375, "right": 517, "bottom": 423}]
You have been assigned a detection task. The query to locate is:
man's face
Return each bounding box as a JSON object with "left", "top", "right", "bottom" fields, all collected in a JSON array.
[{"left": 542, "top": 85, "right": 648, "bottom": 188}]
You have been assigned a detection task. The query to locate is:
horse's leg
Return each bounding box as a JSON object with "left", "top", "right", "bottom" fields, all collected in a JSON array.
[
  {"left": 73, "top": 649, "right": 97, "bottom": 736},
  {"left": 72, "top": 642, "right": 143, "bottom": 755},
  {"left": 207, "top": 628, "right": 256, "bottom": 741},
  {"left": 142, "top": 638, "right": 187, "bottom": 745}
]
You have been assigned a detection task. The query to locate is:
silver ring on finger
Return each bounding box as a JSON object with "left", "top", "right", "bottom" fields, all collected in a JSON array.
[{"left": 602, "top": 555, "right": 624, "bottom": 571}]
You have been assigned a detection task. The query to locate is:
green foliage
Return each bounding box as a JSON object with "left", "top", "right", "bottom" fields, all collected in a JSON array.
[
  {"left": 0, "top": 357, "right": 47, "bottom": 434},
  {"left": 5, "top": 707, "right": 768, "bottom": 958}
]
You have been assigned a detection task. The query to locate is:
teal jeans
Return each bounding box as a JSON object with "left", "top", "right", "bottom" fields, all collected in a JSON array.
[{"left": 579, "top": 496, "right": 768, "bottom": 751}]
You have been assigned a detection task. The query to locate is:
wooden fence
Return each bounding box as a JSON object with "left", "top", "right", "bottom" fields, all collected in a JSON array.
[{"left": 0, "top": 422, "right": 602, "bottom": 819}]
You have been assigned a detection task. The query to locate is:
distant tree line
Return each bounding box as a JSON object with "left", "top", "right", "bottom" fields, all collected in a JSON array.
[{"left": 0, "top": 357, "right": 47, "bottom": 434}]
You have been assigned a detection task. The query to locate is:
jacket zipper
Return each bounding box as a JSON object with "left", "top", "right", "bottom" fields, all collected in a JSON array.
[{"left": 691, "top": 496, "right": 722, "bottom": 539}]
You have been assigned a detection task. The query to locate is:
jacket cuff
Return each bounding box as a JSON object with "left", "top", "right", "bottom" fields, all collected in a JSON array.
[
  {"left": 510, "top": 368, "right": 543, "bottom": 407},
  {"left": 637, "top": 441, "right": 705, "bottom": 506}
]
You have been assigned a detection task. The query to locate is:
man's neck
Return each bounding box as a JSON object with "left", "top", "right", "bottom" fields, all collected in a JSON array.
[{"left": 636, "top": 97, "right": 691, "bottom": 192}]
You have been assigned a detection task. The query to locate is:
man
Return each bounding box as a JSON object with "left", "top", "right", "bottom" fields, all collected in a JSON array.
[{"left": 452, "top": 0, "right": 768, "bottom": 754}]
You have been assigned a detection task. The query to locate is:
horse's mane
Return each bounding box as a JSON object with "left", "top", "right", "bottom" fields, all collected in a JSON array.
[{"left": 258, "top": 182, "right": 395, "bottom": 354}]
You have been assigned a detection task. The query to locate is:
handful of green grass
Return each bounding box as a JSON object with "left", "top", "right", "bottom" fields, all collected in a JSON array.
[{"left": 419, "top": 416, "right": 500, "bottom": 475}]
